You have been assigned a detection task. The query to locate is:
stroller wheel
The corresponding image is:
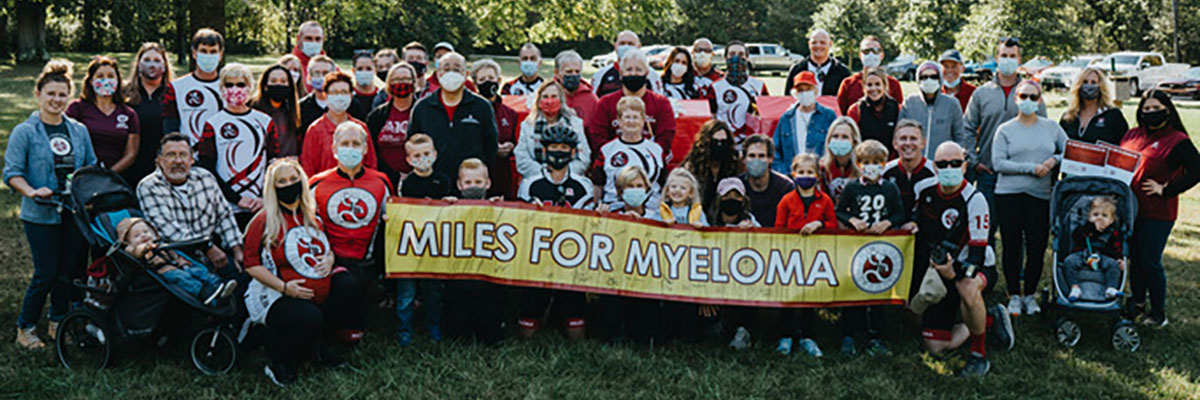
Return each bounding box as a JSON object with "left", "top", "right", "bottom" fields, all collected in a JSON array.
[
  {"left": 1111, "top": 321, "right": 1141, "bottom": 353},
  {"left": 56, "top": 309, "right": 112, "bottom": 371},
  {"left": 191, "top": 327, "right": 237, "bottom": 375},
  {"left": 1055, "top": 317, "right": 1081, "bottom": 348}
]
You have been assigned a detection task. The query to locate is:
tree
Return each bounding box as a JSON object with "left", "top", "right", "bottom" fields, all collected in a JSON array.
[
  {"left": 891, "top": 0, "right": 969, "bottom": 60},
  {"left": 15, "top": 0, "right": 50, "bottom": 63},
  {"left": 811, "top": 0, "right": 899, "bottom": 66},
  {"left": 955, "top": 0, "right": 1084, "bottom": 62},
  {"left": 465, "top": 0, "right": 679, "bottom": 50}
]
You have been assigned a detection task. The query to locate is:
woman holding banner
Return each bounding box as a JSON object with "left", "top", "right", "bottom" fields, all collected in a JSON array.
[
  {"left": 1060, "top": 67, "right": 1128, "bottom": 145},
  {"left": 1120, "top": 90, "right": 1200, "bottom": 328}
]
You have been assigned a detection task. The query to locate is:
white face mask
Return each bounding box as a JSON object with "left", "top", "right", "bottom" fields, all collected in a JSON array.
[
  {"left": 301, "top": 41, "right": 323, "bottom": 57},
  {"left": 919, "top": 78, "right": 941, "bottom": 94},
  {"left": 794, "top": 90, "right": 817, "bottom": 107},
  {"left": 861, "top": 164, "right": 884, "bottom": 180},
  {"left": 670, "top": 63, "right": 688, "bottom": 78},
  {"left": 326, "top": 94, "right": 352, "bottom": 112},
  {"left": 693, "top": 52, "right": 712, "bottom": 68},
  {"left": 861, "top": 53, "right": 882, "bottom": 68},
  {"left": 440, "top": 71, "right": 465, "bottom": 92}
]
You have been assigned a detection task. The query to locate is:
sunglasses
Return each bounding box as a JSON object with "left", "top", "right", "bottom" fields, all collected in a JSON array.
[
  {"left": 935, "top": 159, "right": 965, "bottom": 169},
  {"left": 919, "top": 74, "right": 940, "bottom": 80},
  {"left": 860, "top": 48, "right": 883, "bottom": 55},
  {"left": 1017, "top": 93, "right": 1040, "bottom": 101},
  {"left": 998, "top": 37, "right": 1021, "bottom": 47},
  {"left": 223, "top": 82, "right": 247, "bottom": 88}
]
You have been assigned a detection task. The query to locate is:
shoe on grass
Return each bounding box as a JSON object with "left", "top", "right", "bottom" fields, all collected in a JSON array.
[
  {"left": 1141, "top": 314, "right": 1169, "bottom": 328},
  {"left": 841, "top": 336, "right": 856, "bottom": 357},
  {"left": 988, "top": 304, "right": 1015, "bottom": 351},
  {"left": 265, "top": 362, "right": 297, "bottom": 387},
  {"left": 728, "top": 326, "right": 751, "bottom": 350},
  {"left": 798, "top": 338, "right": 823, "bottom": 358},
  {"left": 16, "top": 326, "right": 45, "bottom": 349},
  {"left": 397, "top": 331, "right": 413, "bottom": 347},
  {"left": 960, "top": 354, "right": 990, "bottom": 377},
  {"left": 1007, "top": 295, "right": 1023, "bottom": 316},
  {"left": 1023, "top": 294, "right": 1041, "bottom": 315},
  {"left": 775, "top": 338, "right": 793, "bottom": 356},
  {"left": 866, "top": 339, "right": 889, "bottom": 356}
]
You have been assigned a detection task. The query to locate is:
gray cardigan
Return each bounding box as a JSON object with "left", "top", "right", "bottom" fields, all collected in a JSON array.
[
  {"left": 898, "top": 93, "right": 968, "bottom": 159},
  {"left": 3, "top": 112, "right": 97, "bottom": 224},
  {"left": 991, "top": 116, "right": 1066, "bottom": 200},
  {"left": 963, "top": 77, "right": 1047, "bottom": 168}
]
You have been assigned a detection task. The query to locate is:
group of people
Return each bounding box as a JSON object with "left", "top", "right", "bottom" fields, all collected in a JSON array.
[{"left": 6, "top": 20, "right": 1197, "bottom": 385}]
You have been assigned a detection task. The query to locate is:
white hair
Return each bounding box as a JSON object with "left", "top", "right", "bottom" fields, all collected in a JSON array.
[
  {"left": 620, "top": 47, "right": 648, "bottom": 70},
  {"left": 333, "top": 121, "right": 367, "bottom": 143},
  {"left": 470, "top": 58, "right": 502, "bottom": 82},
  {"left": 555, "top": 50, "right": 583, "bottom": 72}
]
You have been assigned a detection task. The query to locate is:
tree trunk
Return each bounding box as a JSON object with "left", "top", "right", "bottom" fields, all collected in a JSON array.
[
  {"left": 81, "top": 0, "right": 97, "bottom": 51},
  {"left": 15, "top": 0, "right": 49, "bottom": 64},
  {"left": 189, "top": 0, "right": 226, "bottom": 39},
  {"left": 176, "top": 0, "right": 189, "bottom": 66}
]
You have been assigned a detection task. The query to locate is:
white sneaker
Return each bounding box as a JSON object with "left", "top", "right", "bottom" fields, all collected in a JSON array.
[
  {"left": 1023, "top": 294, "right": 1041, "bottom": 315},
  {"left": 728, "top": 326, "right": 751, "bottom": 350},
  {"left": 1008, "top": 295, "right": 1024, "bottom": 316}
]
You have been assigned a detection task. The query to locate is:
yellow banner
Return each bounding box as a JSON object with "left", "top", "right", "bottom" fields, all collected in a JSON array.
[{"left": 384, "top": 199, "right": 914, "bottom": 307}]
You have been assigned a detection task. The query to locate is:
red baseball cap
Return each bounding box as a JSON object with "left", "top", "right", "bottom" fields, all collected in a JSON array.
[{"left": 793, "top": 71, "right": 817, "bottom": 87}]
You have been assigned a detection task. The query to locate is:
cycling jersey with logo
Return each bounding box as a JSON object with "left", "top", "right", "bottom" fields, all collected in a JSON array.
[
  {"left": 517, "top": 169, "right": 595, "bottom": 209},
  {"left": 591, "top": 137, "right": 664, "bottom": 207},
  {"left": 502, "top": 76, "right": 544, "bottom": 96},
  {"left": 164, "top": 74, "right": 223, "bottom": 145},
  {"left": 198, "top": 109, "right": 277, "bottom": 203},
  {"left": 709, "top": 77, "right": 766, "bottom": 135},
  {"left": 310, "top": 167, "right": 392, "bottom": 260},
  {"left": 912, "top": 177, "right": 995, "bottom": 267}
]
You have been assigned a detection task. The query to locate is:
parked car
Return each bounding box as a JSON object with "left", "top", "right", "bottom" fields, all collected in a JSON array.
[
  {"left": 644, "top": 45, "right": 674, "bottom": 70},
  {"left": 885, "top": 54, "right": 919, "bottom": 81},
  {"left": 1157, "top": 67, "right": 1200, "bottom": 100},
  {"left": 1037, "top": 55, "right": 1104, "bottom": 89},
  {"left": 963, "top": 58, "right": 996, "bottom": 83},
  {"left": 1100, "top": 51, "right": 1190, "bottom": 97},
  {"left": 1020, "top": 57, "right": 1054, "bottom": 79},
  {"left": 591, "top": 51, "right": 616, "bottom": 68}
]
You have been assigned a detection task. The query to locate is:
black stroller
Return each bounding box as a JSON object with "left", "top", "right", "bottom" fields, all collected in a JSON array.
[
  {"left": 1040, "top": 175, "right": 1141, "bottom": 352},
  {"left": 43, "top": 166, "right": 240, "bottom": 373}
]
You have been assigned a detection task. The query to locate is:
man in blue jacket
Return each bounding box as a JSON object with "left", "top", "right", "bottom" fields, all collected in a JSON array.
[{"left": 771, "top": 71, "right": 837, "bottom": 174}]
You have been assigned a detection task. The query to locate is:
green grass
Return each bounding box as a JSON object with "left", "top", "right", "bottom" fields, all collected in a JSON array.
[{"left": 0, "top": 54, "right": 1198, "bottom": 399}]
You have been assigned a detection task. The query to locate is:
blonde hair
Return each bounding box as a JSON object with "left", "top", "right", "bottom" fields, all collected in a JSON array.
[
  {"left": 664, "top": 168, "right": 701, "bottom": 206},
  {"left": 791, "top": 153, "right": 819, "bottom": 174},
  {"left": 1063, "top": 67, "right": 1117, "bottom": 122},
  {"left": 821, "top": 116, "right": 863, "bottom": 176},
  {"left": 458, "top": 158, "right": 488, "bottom": 179},
  {"left": 1090, "top": 196, "right": 1118, "bottom": 219},
  {"left": 854, "top": 140, "right": 889, "bottom": 163},
  {"left": 219, "top": 63, "right": 255, "bottom": 101},
  {"left": 616, "top": 95, "right": 646, "bottom": 117},
  {"left": 525, "top": 80, "right": 577, "bottom": 125},
  {"left": 260, "top": 159, "right": 319, "bottom": 248},
  {"left": 615, "top": 165, "right": 650, "bottom": 192},
  {"left": 116, "top": 217, "right": 157, "bottom": 245},
  {"left": 862, "top": 66, "right": 890, "bottom": 94}
]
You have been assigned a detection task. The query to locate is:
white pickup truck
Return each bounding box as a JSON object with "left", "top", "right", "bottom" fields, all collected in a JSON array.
[{"left": 1100, "top": 52, "right": 1190, "bottom": 97}]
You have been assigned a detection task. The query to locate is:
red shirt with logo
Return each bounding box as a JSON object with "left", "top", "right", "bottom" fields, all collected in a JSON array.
[
  {"left": 377, "top": 105, "right": 412, "bottom": 174},
  {"left": 310, "top": 167, "right": 392, "bottom": 260},
  {"left": 243, "top": 210, "right": 334, "bottom": 304},
  {"left": 1121, "top": 127, "right": 1190, "bottom": 221}
]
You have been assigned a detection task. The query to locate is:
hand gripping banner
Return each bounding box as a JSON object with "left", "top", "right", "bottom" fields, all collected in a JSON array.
[{"left": 385, "top": 199, "right": 914, "bottom": 308}]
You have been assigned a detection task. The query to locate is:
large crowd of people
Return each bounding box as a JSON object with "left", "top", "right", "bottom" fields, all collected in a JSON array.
[{"left": 5, "top": 22, "right": 1199, "bottom": 386}]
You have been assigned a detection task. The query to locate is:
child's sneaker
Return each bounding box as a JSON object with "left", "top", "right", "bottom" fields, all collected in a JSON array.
[
  {"left": 775, "top": 338, "right": 793, "bottom": 356},
  {"left": 1068, "top": 286, "right": 1082, "bottom": 302},
  {"left": 841, "top": 336, "right": 856, "bottom": 357},
  {"left": 16, "top": 326, "right": 45, "bottom": 349},
  {"left": 728, "top": 326, "right": 751, "bottom": 350},
  {"left": 1023, "top": 294, "right": 1041, "bottom": 315},
  {"left": 219, "top": 280, "right": 238, "bottom": 299},
  {"left": 865, "top": 339, "right": 889, "bottom": 356},
  {"left": 1104, "top": 287, "right": 1121, "bottom": 299},
  {"left": 798, "top": 338, "right": 823, "bottom": 357},
  {"left": 1008, "top": 295, "right": 1023, "bottom": 316}
]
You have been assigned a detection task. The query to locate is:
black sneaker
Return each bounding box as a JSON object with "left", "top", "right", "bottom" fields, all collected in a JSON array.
[
  {"left": 988, "top": 304, "right": 1015, "bottom": 351},
  {"left": 318, "top": 346, "right": 348, "bottom": 368},
  {"left": 960, "top": 355, "right": 990, "bottom": 377},
  {"left": 265, "top": 362, "right": 297, "bottom": 387}
]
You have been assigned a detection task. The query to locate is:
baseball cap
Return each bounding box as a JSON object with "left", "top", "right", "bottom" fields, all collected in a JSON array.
[
  {"left": 433, "top": 42, "right": 455, "bottom": 53},
  {"left": 716, "top": 177, "right": 746, "bottom": 196},
  {"left": 938, "top": 49, "right": 963, "bottom": 64},
  {"left": 793, "top": 71, "right": 817, "bottom": 87}
]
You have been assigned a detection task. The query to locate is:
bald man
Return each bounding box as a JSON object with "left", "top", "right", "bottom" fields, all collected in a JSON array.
[
  {"left": 784, "top": 29, "right": 851, "bottom": 96},
  {"left": 591, "top": 30, "right": 663, "bottom": 97},
  {"left": 909, "top": 141, "right": 1013, "bottom": 377},
  {"left": 409, "top": 52, "right": 499, "bottom": 181}
]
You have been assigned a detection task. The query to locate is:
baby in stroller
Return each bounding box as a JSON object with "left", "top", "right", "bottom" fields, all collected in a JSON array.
[
  {"left": 1062, "top": 196, "right": 1123, "bottom": 301},
  {"left": 116, "top": 217, "right": 237, "bottom": 306}
]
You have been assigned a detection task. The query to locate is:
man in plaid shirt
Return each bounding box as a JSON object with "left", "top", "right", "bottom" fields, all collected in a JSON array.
[{"left": 137, "top": 133, "right": 244, "bottom": 271}]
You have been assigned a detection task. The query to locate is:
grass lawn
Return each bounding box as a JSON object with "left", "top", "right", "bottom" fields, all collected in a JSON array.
[{"left": 0, "top": 53, "right": 1198, "bottom": 399}]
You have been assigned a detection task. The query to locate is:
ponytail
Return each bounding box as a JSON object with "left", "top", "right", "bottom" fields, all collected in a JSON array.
[{"left": 36, "top": 59, "right": 75, "bottom": 93}]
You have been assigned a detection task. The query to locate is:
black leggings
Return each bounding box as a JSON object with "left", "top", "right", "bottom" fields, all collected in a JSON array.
[
  {"left": 996, "top": 193, "right": 1050, "bottom": 296},
  {"left": 520, "top": 288, "right": 586, "bottom": 322},
  {"left": 263, "top": 272, "right": 361, "bottom": 365},
  {"left": 591, "top": 295, "right": 660, "bottom": 344},
  {"left": 443, "top": 280, "right": 504, "bottom": 343}
]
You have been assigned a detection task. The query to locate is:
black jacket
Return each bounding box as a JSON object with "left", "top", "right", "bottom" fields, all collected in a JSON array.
[
  {"left": 408, "top": 89, "right": 499, "bottom": 181},
  {"left": 299, "top": 93, "right": 325, "bottom": 137},
  {"left": 784, "top": 56, "right": 852, "bottom": 96},
  {"left": 1059, "top": 107, "right": 1129, "bottom": 146}
]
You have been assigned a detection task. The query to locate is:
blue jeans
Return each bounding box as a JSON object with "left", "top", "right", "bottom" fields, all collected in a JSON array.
[
  {"left": 1130, "top": 218, "right": 1174, "bottom": 318},
  {"left": 18, "top": 219, "right": 87, "bottom": 329},
  {"left": 161, "top": 265, "right": 223, "bottom": 298},
  {"left": 395, "top": 279, "right": 444, "bottom": 336},
  {"left": 971, "top": 170, "right": 998, "bottom": 245}
]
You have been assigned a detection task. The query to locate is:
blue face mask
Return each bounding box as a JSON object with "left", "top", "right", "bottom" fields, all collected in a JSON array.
[
  {"left": 622, "top": 188, "right": 648, "bottom": 208},
  {"left": 355, "top": 70, "right": 375, "bottom": 86},
  {"left": 327, "top": 94, "right": 352, "bottom": 112},
  {"left": 937, "top": 167, "right": 963, "bottom": 188},
  {"left": 943, "top": 77, "right": 961, "bottom": 88},
  {"left": 310, "top": 75, "right": 326, "bottom": 91},
  {"left": 195, "top": 53, "right": 221, "bottom": 73},
  {"left": 336, "top": 146, "right": 364, "bottom": 168},
  {"left": 828, "top": 139, "right": 853, "bottom": 157},
  {"left": 616, "top": 45, "right": 635, "bottom": 61},
  {"left": 745, "top": 159, "right": 768, "bottom": 178},
  {"left": 520, "top": 61, "right": 539, "bottom": 77},
  {"left": 996, "top": 58, "right": 1019, "bottom": 76},
  {"left": 1017, "top": 98, "right": 1039, "bottom": 115},
  {"left": 793, "top": 176, "right": 817, "bottom": 190}
]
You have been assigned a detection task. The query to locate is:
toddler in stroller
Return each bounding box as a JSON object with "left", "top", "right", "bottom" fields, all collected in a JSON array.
[
  {"left": 116, "top": 217, "right": 237, "bottom": 306},
  {"left": 1061, "top": 197, "right": 1123, "bottom": 301}
]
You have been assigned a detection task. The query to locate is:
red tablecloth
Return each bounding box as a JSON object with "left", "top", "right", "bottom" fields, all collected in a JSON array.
[{"left": 501, "top": 95, "right": 839, "bottom": 169}]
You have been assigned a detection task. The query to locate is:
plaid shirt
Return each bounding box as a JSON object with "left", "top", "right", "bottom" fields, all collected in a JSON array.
[{"left": 137, "top": 167, "right": 242, "bottom": 248}]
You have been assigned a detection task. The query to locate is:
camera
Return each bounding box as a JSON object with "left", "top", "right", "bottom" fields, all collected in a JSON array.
[{"left": 929, "top": 240, "right": 977, "bottom": 280}]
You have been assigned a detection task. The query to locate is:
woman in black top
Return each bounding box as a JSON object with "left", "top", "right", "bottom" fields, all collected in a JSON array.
[
  {"left": 123, "top": 42, "right": 173, "bottom": 183},
  {"left": 251, "top": 64, "right": 302, "bottom": 157},
  {"left": 847, "top": 67, "right": 899, "bottom": 157},
  {"left": 1059, "top": 67, "right": 1128, "bottom": 145}
]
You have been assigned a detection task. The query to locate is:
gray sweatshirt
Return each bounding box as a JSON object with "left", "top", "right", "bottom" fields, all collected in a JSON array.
[
  {"left": 898, "top": 92, "right": 967, "bottom": 159},
  {"left": 991, "top": 117, "right": 1067, "bottom": 200},
  {"left": 963, "top": 77, "right": 1047, "bottom": 168}
]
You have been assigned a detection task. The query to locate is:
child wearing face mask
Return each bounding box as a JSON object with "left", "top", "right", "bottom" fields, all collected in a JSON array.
[
  {"left": 1062, "top": 197, "right": 1125, "bottom": 301},
  {"left": 833, "top": 140, "right": 904, "bottom": 357},
  {"left": 394, "top": 133, "right": 452, "bottom": 346},
  {"left": 771, "top": 153, "right": 836, "bottom": 356},
  {"left": 440, "top": 158, "right": 505, "bottom": 343}
]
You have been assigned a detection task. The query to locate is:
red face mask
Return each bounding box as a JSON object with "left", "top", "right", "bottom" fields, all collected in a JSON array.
[
  {"left": 389, "top": 82, "right": 414, "bottom": 98},
  {"left": 539, "top": 97, "right": 561, "bottom": 117}
]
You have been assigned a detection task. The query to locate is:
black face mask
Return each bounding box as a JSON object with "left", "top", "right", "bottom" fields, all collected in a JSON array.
[
  {"left": 544, "top": 149, "right": 573, "bottom": 170},
  {"left": 477, "top": 80, "right": 499, "bottom": 98},
  {"left": 276, "top": 181, "right": 302, "bottom": 204},
  {"left": 710, "top": 138, "right": 733, "bottom": 159},
  {"left": 622, "top": 75, "right": 647, "bottom": 92},
  {"left": 266, "top": 85, "right": 291, "bottom": 103},
  {"left": 376, "top": 71, "right": 389, "bottom": 82},
  {"left": 1080, "top": 84, "right": 1100, "bottom": 100},
  {"left": 561, "top": 74, "right": 582, "bottom": 92},
  {"left": 1142, "top": 109, "right": 1170, "bottom": 130},
  {"left": 719, "top": 198, "right": 743, "bottom": 216},
  {"left": 411, "top": 61, "right": 427, "bottom": 77}
]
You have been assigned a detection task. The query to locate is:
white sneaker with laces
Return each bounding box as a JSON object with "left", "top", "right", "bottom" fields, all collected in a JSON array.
[
  {"left": 1008, "top": 295, "right": 1023, "bottom": 316},
  {"left": 1023, "top": 294, "right": 1041, "bottom": 315},
  {"left": 728, "top": 326, "right": 751, "bottom": 350}
]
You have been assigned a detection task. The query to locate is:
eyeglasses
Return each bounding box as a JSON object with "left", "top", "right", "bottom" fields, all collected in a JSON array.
[
  {"left": 1017, "top": 93, "right": 1040, "bottom": 101},
  {"left": 935, "top": 159, "right": 965, "bottom": 169},
  {"left": 860, "top": 48, "right": 882, "bottom": 55},
  {"left": 998, "top": 37, "right": 1020, "bottom": 47},
  {"left": 160, "top": 153, "right": 191, "bottom": 161},
  {"left": 223, "top": 82, "right": 247, "bottom": 88}
]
